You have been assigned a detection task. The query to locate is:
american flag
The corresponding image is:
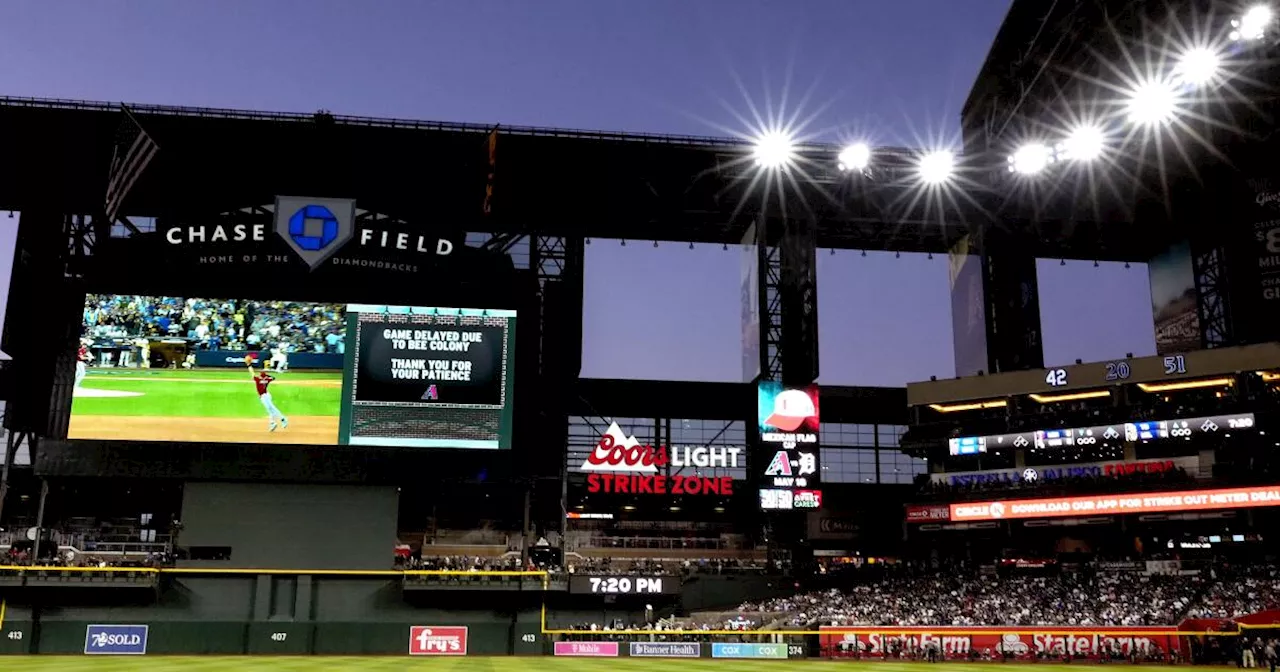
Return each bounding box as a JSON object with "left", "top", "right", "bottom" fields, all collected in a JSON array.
[{"left": 104, "top": 104, "right": 159, "bottom": 222}]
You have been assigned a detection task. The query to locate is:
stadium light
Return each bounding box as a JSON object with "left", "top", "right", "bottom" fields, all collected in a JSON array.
[
  {"left": 1008, "top": 142, "right": 1053, "bottom": 175},
  {"left": 753, "top": 130, "right": 795, "bottom": 169},
  {"left": 1231, "top": 4, "right": 1274, "bottom": 41},
  {"left": 1126, "top": 78, "right": 1180, "bottom": 126},
  {"left": 837, "top": 143, "right": 872, "bottom": 171},
  {"left": 1174, "top": 46, "right": 1221, "bottom": 87},
  {"left": 917, "top": 150, "right": 954, "bottom": 184},
  {"left": 1057, "top": 125, "right": 1106, "bottom": 162}
]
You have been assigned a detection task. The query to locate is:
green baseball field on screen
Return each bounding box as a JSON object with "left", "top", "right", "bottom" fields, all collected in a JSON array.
[{"left": 70, "top": 369, "right": 342, "bottom": 418}]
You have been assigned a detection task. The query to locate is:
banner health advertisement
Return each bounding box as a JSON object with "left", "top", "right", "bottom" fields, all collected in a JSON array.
[
  {"left": 554, "top": 641, "right": 620, "bottom": 657},
  {"left": 83, "top": 625, "right": 148, "bottom": 655},
  {"left": 72, "top": 295, "right": 515, "bottom": 449},
  {"left": 711, "top": 642, "right": 788, "bottom": 659},
  {"left": 630, "top": 641, "right": 702, "bottom": 658}
]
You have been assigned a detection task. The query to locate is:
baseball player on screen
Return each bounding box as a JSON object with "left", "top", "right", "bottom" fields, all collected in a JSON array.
[
  {"left": 74, "top": 341, "right": 92, "bottom": 388},
  {"left": 247, "top": 357, "right": 288, "bottom": 431}
]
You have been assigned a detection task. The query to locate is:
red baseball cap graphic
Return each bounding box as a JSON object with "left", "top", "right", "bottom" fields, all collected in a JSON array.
[{"left": 765, "top": 389, "right": 816, "bottom": 431}]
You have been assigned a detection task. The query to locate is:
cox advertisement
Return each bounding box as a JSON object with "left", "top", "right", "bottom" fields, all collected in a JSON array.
[
  {"left": 408, "top": 626, "right": 468, "bottom": 655},
  {"left": 83, "top": 625, "right": 148, "bottom": 655},
  {"left": 820, "top": 627, "right": 1180, "bottom": 660},
  {"left": 711, "top": 642, "right": 791, "bottom": 659},
  {"left": 949, "top": 484, "right": 1280, "bottom": 522},
  {"left": 579, "top": 422, "right": 741, "bottom": 496}
]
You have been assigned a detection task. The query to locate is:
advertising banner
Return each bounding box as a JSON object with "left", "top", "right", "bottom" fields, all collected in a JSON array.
[
  {"left": 629, "top": 642, "right": 701, "bottom": 658},
  {"left": 711, "top": 642, "right": 788, "bottom": 659},
  {"left": 554, "top": 641, "right": 620, "bottom": 657},
  {"left": 83, "top": 625, "right": 148, "bottom": 655},
  {"left": 819, "top": 626, "right": 1180, "bottom": 660},
  {"left": 1247, "top": 177, "right": 1280, "bottom": 309},
  {"left": 741, "top": 222, "right": 761, "bottom": 383},
  {"left": 930, "top": 456, "right": 1200, "bottom": 486},
  {"left": 905, "top": 504, "right": 951, "bottom": 522},
  {"left": 577, "top": 421, "right": 741, "bottom": 496},
  {"left": 1148, "top": 239, "right": 1201, "bottom": 355},
  {"left": 408, "top": 626, "right": 468, "bottom": 655},
  {"left": 950, "top": 484, "right": 1280, "bottom": 522},
  {"left": 949, "top": 234, "right": 989, "bottom": 377}
]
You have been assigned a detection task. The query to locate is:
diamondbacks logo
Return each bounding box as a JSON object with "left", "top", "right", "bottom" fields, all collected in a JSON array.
[{"left": 274, "top": 196, "right": 356, "bottom": 269}]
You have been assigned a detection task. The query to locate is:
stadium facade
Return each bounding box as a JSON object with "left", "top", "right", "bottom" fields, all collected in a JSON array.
[{"left": 0, "top": 0, "right": 1278, "bottom": 659}]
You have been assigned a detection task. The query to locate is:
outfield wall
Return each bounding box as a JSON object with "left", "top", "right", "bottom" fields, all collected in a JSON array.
[{"left": 0, "top": 575, "right": 548, "bottom": 655}]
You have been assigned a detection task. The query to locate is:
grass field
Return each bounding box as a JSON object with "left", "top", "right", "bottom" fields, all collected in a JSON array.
[
  {"left": 67, "top": 368, "right": 343, "bottom": 444},
  {"left": 0, "top": 661, "right": 1145, "bottom": 671}
]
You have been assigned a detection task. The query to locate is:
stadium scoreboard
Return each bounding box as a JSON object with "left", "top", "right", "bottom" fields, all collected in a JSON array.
[
  {"left": 568, "top": 575, "right": 680, "bottom": 595},
  {"left": 343, "top": 305, "right": 516, "bottom": 449},
  {"left": 948, "top": 413, "right": 1255, "bottom": 455},
  {"left": 909, "top": 341, "right": 1280, "bottom": 406}
]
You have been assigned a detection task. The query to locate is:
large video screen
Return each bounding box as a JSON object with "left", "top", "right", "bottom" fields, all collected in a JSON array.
[{"left": 70, "top": 295, "right": 516, "bottom": 448}]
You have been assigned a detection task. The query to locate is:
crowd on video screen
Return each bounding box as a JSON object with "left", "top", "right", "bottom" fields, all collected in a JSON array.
[{"left": 82, "top": 294, "right": 346, "bottom": 356}]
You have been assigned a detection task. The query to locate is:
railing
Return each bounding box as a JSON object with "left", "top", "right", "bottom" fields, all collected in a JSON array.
[{"left": 572, "top": 535, "right": 745, "bottom": 550}]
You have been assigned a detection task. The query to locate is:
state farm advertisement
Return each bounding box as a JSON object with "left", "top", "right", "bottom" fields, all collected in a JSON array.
[
  {"left": 581, "top": 422, "right": 741, "bottom": 496},
  {"left": 819, "top": 627, "right": 1182, "bottom": 660},
  {"left": 951, "top": 484, "right": 1280, "bottom": 522},
  {"left": 408, "top": 626, "right": 467, "bottom": 656}
]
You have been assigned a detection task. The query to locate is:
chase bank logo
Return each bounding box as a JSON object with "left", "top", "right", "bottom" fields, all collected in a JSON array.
[{"left": 274, "top": 196, "right": 356, "bottom": 269}]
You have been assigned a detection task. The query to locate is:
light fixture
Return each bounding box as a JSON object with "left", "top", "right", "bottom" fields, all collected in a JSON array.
[
  {"left": 1126, "top": 78, "right": 1180, "bottom": 126},
  {"left": 1231, "top": 5, "right": 1274, "bottom": 41},
  {"left": 918, "top": 150, "right": 954, "bottom": 184},
  {"left": 1174, "top": 46, "right": 1221, "bottom": 87},
  {"left": 620, "top": 239, "right": 626, "bottom": 246},
  {"left": 688, "top": 241, "right": 694, "bottom": 250},
  {"left": 1058, "top": 125, "right": 1106, "bottom": 162},
  {"left": 753, "top": 130, "right": 795, "bottom": 168},
  {"left": 837, "top": 142, "right": 871, "bottom": 171},
  {"left": 652, "top": 240, "right": 658, "bottom": 248},
  {"left": 1009, "top": 142, "right": 1053, "bottom": 175}
]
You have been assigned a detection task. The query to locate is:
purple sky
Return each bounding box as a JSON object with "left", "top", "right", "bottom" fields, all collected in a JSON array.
[{"left": 0, "top": 1, "right": 1157, "bottom": 385}]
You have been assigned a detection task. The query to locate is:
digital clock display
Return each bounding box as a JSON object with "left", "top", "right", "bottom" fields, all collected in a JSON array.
[{"left": 568, "top": 575, "right": 680, "bottom": 595}]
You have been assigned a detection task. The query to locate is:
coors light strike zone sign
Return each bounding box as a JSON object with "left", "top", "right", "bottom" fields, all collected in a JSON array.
[{"left": 583, "top": 422, "right": 743, "bottom": 495}]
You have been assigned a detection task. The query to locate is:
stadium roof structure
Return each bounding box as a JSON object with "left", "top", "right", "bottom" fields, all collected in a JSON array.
[{"left": 0, "top": 96, "right": 1162, "bottom": 262}]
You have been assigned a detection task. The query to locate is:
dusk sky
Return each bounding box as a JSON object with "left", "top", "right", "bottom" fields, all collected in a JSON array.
[{"left": 0, "top": 1, "right": 1158, "bottom": 386}]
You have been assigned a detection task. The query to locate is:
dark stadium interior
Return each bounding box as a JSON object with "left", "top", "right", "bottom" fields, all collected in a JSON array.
[{"left": 2, "top": 0, "right": 1280, "bottom": 661}]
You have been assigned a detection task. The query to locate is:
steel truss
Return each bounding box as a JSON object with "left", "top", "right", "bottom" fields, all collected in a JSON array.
[{"left": 1194, "top": 245, "right": 1233, "bottom": 348}]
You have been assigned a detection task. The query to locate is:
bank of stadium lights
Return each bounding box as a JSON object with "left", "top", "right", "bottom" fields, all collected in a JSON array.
[
  {"left": 752, "top": 130, "right": 796, "bottom": 169},
  {"left": 917, "top": 150, "right": 955, "bottom": 185},
  {"left": 1231, "top": 4, "right": 1274, "bottom": 41},
  {"left": 837, "top": 143, "right": 872, "bottom": 172}
]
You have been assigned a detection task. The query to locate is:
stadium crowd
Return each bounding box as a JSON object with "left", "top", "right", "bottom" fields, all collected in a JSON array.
[
  {"left": 81, "top": 295, "right": 345, "bottom": 362},
  {"left": 739, "top": 572, "right": 1205, "bottom": 627}
]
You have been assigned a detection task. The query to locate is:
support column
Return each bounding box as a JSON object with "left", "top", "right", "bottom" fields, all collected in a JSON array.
[{"left": 949, "top": 227, "right": 1044, "bottom": 376}]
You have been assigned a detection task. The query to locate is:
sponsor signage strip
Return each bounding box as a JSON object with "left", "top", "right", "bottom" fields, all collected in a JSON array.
[
  {"left": 84, "top": 625, "right": 148, "bottom": 655},
  {"left": 630, "top": 641, "right": 701, "bottom": 658},
  {"left": 554, "top": 641, "right": 620, "bottom": 657},
  {"left": 931, "top": 456, "right": 1201, "bottom": 486},
  {"left": 408, "top": 626, "right": 468, "bottom": 656},
  {"left": 950, "top": 484, "right": 1280, "bottom": 522},
  {"left": 711, "top": 642, "right": 788, "bottom": 659},
  {"left": 819, "top": 626, "right": 1181, "bottom": 660}
]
